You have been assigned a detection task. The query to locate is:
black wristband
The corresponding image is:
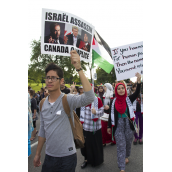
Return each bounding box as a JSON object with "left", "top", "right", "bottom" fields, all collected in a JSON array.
[{"left": 76, "top": 68, "right": 82, "bottom": 72}]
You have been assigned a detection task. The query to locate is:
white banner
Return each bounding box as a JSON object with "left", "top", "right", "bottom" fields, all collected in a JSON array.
[
  {"left": 41, "top": 8, "right": 95, "bottom": 62},
  {"left": 111, "top": 41, "right": 143, "bottom": 81}
]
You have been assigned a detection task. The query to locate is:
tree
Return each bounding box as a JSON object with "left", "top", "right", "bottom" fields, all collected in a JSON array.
[
  {"left": 124, "top": 79, "right": 131, "bottom": 83},
  {"left": 96, "top": 67, "right": 116, "bottom": 84},
  {"left": 28, "top": 67, "right": 44, "bottom": 86},
  {"left": 28, "top": 37, "right": 88, "bottom": 84}
]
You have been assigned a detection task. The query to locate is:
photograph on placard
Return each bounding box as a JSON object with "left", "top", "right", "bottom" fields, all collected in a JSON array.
[
  {"left": 64, "top": 24, "right": 82, "bottom": 48},
  {"left": 78, "top": 30, "right": 92, "bottom": 52},
  {"left": 41, "top": 8, "right": 95, "bottom": 62},
  {"left": 44, "top": 21, "right": 65, "bottom": 44}
]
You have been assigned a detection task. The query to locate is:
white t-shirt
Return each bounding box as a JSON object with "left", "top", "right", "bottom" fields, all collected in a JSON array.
[{"left": 49, "top": 102, "right": 55, "bottom": 106}]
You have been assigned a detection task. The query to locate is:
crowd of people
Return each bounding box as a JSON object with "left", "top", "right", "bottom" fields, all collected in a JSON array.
[{"left": 28, "top": 50, "right": 143, "bottom": 172}]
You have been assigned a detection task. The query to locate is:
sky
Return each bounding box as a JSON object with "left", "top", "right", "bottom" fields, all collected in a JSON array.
[{"left": 27, "top": 0, "right": 143, "bottom": 83}]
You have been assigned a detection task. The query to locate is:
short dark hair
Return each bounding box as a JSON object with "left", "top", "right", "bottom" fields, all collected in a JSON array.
[
  {"left": 45, "top": 63, "right": 63, "bottom": 78},
  {"left": 29, "top": 90, "right": 34, "bottom": 96},
  {"left": 50, "top": 22, "right": 60, "bottom": 33}
]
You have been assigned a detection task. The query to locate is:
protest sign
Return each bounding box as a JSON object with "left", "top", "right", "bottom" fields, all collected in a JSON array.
[
  {"left": 111, "top": 41, "right": 143, "bottom": 81},
  {"left": 41, "top": 8, "right": 95, "bottom": 62}
]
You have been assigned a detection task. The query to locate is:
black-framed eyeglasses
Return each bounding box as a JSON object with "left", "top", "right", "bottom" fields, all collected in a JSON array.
[{"left": 45, "top": 76, "right": 61, "bottom": 82}]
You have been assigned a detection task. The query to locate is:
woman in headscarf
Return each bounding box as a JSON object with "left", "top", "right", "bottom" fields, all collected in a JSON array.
[
  {"left": 97, "top": 86, "right": 104, "bottom": 103},
  {"left": 100, "top": 83, "right": 116, "bottom": 147},
  {"left": 107, "top": 73, "right": 141, "bottom": 172}
]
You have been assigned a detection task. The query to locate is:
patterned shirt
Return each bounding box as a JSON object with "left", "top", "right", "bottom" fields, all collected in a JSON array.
[
  {"left": 83, "top": 97, "right": 104, "bottom": 132},
  {"left": 28, "top": 93, "right": 33, "bottom": 136}
]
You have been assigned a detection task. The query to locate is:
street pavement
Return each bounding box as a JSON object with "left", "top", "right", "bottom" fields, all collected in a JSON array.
[{"left": 28, "top": 113, "right": 143, "bottom": 172}]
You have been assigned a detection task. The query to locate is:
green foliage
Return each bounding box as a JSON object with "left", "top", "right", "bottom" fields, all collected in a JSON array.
[
  {"left": 124, "top": 79, "right": 131, "bottom": 83},
  {"left": 28, "top": 83, "right": 46, "bottom": 92},
  {"left": 29, "top": 83, "right": 72, "bottom": 92},
  {"left": 28, "top": 37, "right": 88, "bottom": 85},
  {"left": 96, "top": 67, "right": 116, "bottom": 84},
  {"left": 28, "top": 67, "right": 44, "bottom": 85}
]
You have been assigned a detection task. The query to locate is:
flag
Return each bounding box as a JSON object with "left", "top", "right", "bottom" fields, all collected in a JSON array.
[
  {"left": 92, "top": 31, "right": 114, "bottom": 73},
  {"left": 64, "top": 24, "right": 73, "bottom": 39}
]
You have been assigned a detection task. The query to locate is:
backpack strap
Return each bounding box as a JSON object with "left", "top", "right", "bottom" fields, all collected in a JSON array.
[
  {"left": 40, "top": 98, "right": 46, "bottom": 112},
  {"left": 62, "top": 94, "right": 75, "bottom": 130},
  {"left": 62, "top": 94, "right": 71, "bottom": 118}
]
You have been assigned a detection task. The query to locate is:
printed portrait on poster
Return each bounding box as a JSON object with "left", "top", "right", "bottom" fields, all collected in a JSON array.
[
  {"left": 64, "top": 24, "right": 82, "bottom": 48},
  {"left": 41, "top": 8, "right": 95, "bottom": 62},
  {"left": 44, "top": 21, "right": 65, "bottom": 44},
  {"left": 78, "top": 30, "right": 92, "bottom": 52}
]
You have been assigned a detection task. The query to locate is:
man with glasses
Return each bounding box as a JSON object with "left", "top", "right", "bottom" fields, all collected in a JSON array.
[{"left": 33, "top": 50, "right": 95, "bottom": 172}]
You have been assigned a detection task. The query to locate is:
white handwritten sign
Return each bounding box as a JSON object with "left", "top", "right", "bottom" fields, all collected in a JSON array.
[{"left": 111, "top": 41, "right": 143, "bottom": 81}]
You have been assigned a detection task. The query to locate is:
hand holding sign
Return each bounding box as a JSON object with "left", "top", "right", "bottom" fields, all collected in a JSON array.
[
  {"left": 70, "top": 50, "right": 81, "bottom": 70},
  {"left": 135, "top": 72, "right": 141, "bottom": 83}
]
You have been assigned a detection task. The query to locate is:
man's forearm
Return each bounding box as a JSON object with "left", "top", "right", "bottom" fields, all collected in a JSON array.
[
  {"left": 70, "top": 50, "right": 92, "bottom": 92},
  {"left": 78, "top": 70, "right": 91, "bottom": 92},
  {"left": 36, "top": 136, "right": 46, "bottom": 156}
]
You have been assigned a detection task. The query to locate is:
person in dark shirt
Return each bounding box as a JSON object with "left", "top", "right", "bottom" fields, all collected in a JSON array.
[
  {"left": 40, "top": 88, "right": 45, "bottom": 101},
  {"left": 132, "top": 84, "right": 143, "bottom": 145},
  {"left": 75, "top": 85, "right": 84, "bottom": 118},
  {"left": 60, "top": 80, "right": 70, "bottom": 94},
  {"left": 29, "top": 90, "right": 38, "bottom": 141}
]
